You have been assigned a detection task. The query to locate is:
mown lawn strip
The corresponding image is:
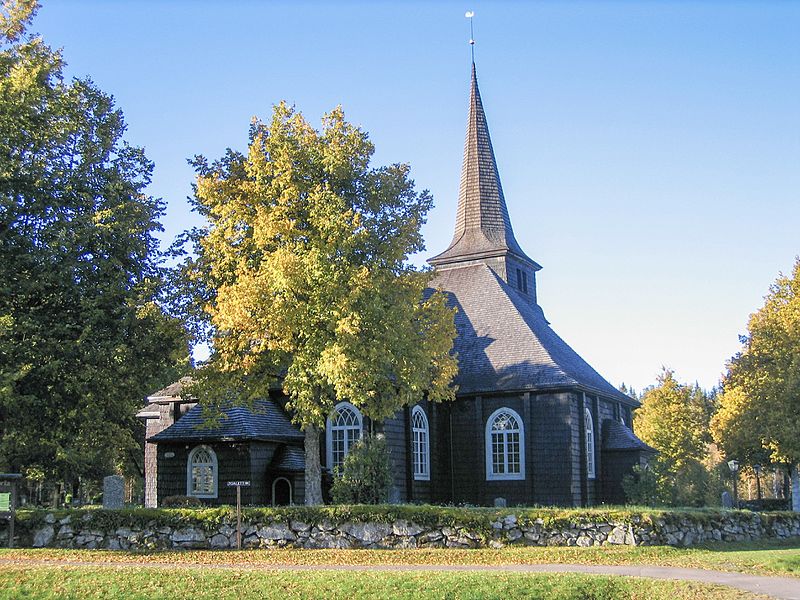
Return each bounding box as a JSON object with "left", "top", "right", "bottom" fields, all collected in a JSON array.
[
  {"left": 0, "top": 566, "right": 766, "bottom": 600},
  {"left": 1, "top": 539, "right": 798, "bottom": 577}
]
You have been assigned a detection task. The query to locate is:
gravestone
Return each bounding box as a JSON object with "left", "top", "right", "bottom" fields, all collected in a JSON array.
[
  {"left": 494, "top": 497, "right": 507, "bottom": 508},
  {"left": 721, "top": 490, "right": 733, "bottom": 509},
  {"left": 103, "top": 475, "right": 125, "bottom": 509}
]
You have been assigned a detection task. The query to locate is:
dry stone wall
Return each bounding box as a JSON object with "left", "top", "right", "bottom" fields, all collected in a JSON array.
[{"left": 13, "top": 509, "right": 800, "bottom": 551}]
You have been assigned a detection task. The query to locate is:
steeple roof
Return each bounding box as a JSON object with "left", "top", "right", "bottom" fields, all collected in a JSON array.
[{"left": 429, "top": 63, "right": 539, "bottom": 269}]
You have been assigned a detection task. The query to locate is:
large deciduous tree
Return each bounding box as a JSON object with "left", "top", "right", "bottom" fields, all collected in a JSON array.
[
  {"left": 711, "top": 258, "right": 800, "bottom": 510},
  {"left": 0, "top": 1, "right": 187, "bottom": 501},
  {"left": 634, "top": 369, "right": 712, "bottom": 506},
  {"left": 181, "top": 103, "right": 458, "bottom": 505}
]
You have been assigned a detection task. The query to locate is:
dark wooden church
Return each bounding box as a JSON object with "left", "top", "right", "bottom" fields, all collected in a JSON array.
[{"left": 139, "top": 64, "right": 654, "bottom": 509}]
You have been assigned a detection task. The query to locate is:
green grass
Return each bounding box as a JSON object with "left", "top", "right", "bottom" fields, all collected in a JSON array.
[
  {"left": 2, "top": 538, "right": 798, "bottom": 576},
  {"left": 0, "top": 566, "right": 765, "bottom": 599}
]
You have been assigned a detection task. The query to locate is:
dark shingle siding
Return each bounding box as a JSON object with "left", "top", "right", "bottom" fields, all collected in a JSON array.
[{"left": 382, "top": 412, "right": 408, "bottom": 503}]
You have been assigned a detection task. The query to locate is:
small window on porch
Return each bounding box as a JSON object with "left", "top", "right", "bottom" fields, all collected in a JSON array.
[{"left": 187, "top": 445, "right": 218, "bottom": 498}]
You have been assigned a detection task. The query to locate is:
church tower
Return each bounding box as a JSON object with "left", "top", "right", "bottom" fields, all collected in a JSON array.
[
  {"left": 428, "top": 63, "right": 541, "bottom": 304},
  {"left": 426, "top": 61, "right": 646, "bottom": 507}
]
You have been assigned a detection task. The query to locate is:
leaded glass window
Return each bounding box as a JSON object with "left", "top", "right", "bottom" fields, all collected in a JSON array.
[
  {"left": 411, "top": 406, "right": 430, "bottom": 480},
  {"left": 327, "top": 402, "right": 362, "bottom": 472},
  {"left": 187, "top": 445, "right": 217, "bottom": 498},
  {"left": 485, "top": 408, "right": 525, "bottom": 480},
  {"left": 585, "top": 407, "right": 596, "bottom": 479}
]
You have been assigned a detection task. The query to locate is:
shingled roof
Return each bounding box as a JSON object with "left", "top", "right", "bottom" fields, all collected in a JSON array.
[
  {"left": 602, "top": 419, "right": 657, "bottom": 453},
  {"left": 271, "top": 445, "right": 305, "bottom": 472},
  {"left": 432, "top": 264, "right": 633, "bottom": 403},
  {"left": 429, "top": 64, "right": 539, "bottom": 270},
  {"left": 150, "top": 399, "right": 303, "bottom": 443},
  {"left": 428, "top": 63, "right": 634, "bottom": 406},
  {"left": 147, "top": 377, "right": 193, "bottom": 402}
]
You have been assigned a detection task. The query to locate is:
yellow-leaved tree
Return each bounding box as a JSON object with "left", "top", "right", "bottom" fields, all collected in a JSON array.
[
  {"left": 633, "top": 369, "right": 711, "bottom": 506},
  {"left": 711, "top": 258, "right": 800, "bottom": 511},
  {"left": 178, "top": 103, "right": 458, "bottom": 504}
]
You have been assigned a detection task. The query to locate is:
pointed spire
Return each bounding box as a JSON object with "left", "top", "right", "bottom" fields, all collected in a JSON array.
[{"left": 429, "top": 63, "right": 538, "bottom": 270}]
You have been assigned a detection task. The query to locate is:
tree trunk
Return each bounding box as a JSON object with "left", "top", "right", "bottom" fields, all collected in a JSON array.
[
  {"left": 792, "top": 465, "right": 800, "bottom": 512},
  {"left": 784, "top": 469, "right": 791, "bottom": 500},
  {"left": 304, "top": 423, "right": 323, "bottom": 505}
]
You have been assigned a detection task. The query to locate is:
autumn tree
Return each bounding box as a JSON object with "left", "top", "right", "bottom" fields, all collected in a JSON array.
[
  {"left": 180, "top": 103, "right": 458, "bottom": 504},
  {"left": 634, "top": 369, "right": 712, "bottom": 506},
  {"left": 711, "top": 258, "right": 800, "bottom": 511},
  {"left": 0, "top": 1, "right": 188, "bottom": 501}
]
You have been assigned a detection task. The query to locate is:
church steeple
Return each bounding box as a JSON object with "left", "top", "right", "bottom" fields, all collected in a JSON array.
[{"left": 429, "top": 63, "right": 541, "bottom": 298}]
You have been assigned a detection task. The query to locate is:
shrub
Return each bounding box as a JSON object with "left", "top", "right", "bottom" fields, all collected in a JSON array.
[
  {"left": 622, "top": 465, "right": 663, "bottom": 506},
  {"left": 331, "top": 435, "right": 393, "bottom": 505},
  {"left": 161, "top": 495, "right": 203, "bottom": 508},
  {"left": 741, "top": 498, "right": 791, "bottom": 511}
]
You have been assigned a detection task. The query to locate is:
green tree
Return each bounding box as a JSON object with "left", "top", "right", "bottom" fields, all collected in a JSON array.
[
  {"left": 330, "top": 434, "right": 393, "bottom": 505},
  {"left": 0, "top": 1, "right": 187, "bottom": 501},
  {"left": 711, "top": 258, "right": 800, "bottom": 511},
  {"left": 179, "top": 103, "right": 458, "bottom": 505},
  {"left": 634, "top": 369, "right": 711, "bottom": 506},
  {"left": 710, "top": 386, "right": 770, "bottom": 466}
]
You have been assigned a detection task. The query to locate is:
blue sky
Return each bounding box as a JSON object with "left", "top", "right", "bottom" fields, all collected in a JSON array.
[{"left": 34, "top": 1, "right": 799, "bottom": 392}]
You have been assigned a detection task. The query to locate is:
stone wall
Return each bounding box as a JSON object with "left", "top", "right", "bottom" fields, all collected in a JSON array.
[{"left": 12, "top": 509, "right": 800, "bottom": 551}]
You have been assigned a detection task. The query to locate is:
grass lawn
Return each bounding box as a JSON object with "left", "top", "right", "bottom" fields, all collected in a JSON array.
[
  {"left": 2, "top": 538, "right": 798, "bottom": 577},
  {"left": 0, "top": 566, "right": 766, "bottom": 600}
]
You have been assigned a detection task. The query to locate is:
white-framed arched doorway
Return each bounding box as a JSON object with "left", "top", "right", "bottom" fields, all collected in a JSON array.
[{"left": 271, "top": 476, "right": 293, "bottom": 506}]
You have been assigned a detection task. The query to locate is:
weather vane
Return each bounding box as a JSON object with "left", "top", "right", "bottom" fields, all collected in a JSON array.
[{"left": 465, "top": 10, "right": 475, "bottom": 62}]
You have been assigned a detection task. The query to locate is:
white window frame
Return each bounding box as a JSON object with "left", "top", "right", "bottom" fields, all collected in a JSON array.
[
  {"left": 411, "top": 405, "right": 430, "bottom": 481},
  {"left": 326, "top": 401, "right": 363, "bottom": 472},
  {"left": 186, "top": 445, "right": 218, "bottom": 498},
  {"left": 485, "top": 407, "right": 525, "bottom": 481},
  {"left": 585, "top": 407, "right": 596, "bottom": 479}
]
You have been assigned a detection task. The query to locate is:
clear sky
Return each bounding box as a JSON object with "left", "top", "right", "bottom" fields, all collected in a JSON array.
[{"left": 33, "top": 1, "right": 799, "bottom": 393}]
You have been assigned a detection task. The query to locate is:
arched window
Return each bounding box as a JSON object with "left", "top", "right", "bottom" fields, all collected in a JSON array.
[
  {"left": 485, "top": 408, "right": 525, "bottom": 481},
  {"left": 187, "top": 445, "right": 217, "bottom": 498},
  {"left": 411, "top": 406, "right": 430, "bottom": 481},
  {"left": 585, "top": 407, "right": 596, "bottom": 479},
  {"left": 326, "top": 402, "right": 362, "bottom": 472}
]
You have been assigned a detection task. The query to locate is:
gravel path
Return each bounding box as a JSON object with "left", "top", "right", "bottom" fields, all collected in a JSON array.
[{"left": 2, "top": 558, "right": 798, "bottom": 599}]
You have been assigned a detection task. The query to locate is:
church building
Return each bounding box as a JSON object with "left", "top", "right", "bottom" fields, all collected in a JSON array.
[{"left": 139, "top": 63, "right": 654, "bottom": 509}]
